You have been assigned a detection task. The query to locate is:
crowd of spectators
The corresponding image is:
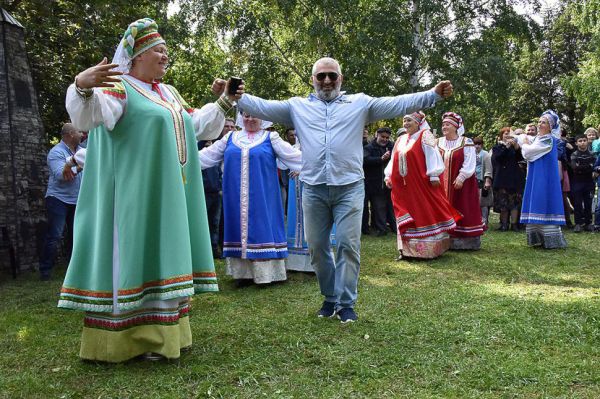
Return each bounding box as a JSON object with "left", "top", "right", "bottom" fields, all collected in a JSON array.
[
  {"left": 43, "top": 118, "right": 599, "bottom": 281},
  {"left": 359, "top": 122, "right": 600, "bottom": 236}
]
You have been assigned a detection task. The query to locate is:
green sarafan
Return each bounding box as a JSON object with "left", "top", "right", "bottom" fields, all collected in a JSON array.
[{"left": 1, "top": 217, "right": 599, "bottom": 398}]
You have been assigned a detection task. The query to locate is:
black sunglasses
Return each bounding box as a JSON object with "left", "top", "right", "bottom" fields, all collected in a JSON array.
[{"left": 315, "top": 72, "right": 339, "bottom": 81}]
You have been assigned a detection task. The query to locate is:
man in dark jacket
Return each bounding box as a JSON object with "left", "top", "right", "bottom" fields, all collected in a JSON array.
[
  {"left": 199, "top": 139, "right": 224, "bottom": 258},
  {"left": 363, "top": 127, "right": 394, "bottom": 236},
  {"left": 362, "top": 127, "right": 371, "bottom": 234}
]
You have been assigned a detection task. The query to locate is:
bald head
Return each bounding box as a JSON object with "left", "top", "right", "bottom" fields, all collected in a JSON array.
[
  {"left": 312, "top": 57, "right": 342, "bottom": 75},
  {"left": 61, "top": 123, "right": 83, "bottom": 147},
  {"left": 61, "top": 123, "right": 78, "bottom": 136}
]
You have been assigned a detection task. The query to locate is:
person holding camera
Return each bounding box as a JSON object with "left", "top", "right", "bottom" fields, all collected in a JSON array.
[
  {"left": 58, "top": 18, "right": 242, "bottom": 363},
  {"left": 491, "top": 127, "right": 525, "bottom": 231}
]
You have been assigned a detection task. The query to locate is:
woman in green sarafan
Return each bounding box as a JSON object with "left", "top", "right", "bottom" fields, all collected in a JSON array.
[{"left": 59, "top": 18, "right": 241, "bottom": 362}]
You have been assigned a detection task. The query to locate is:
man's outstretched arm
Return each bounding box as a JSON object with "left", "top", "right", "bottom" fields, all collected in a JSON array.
[
  {"left": 238, "top": 94, "right": 294, "bottom": 126},
  {"left": 367, "top": 81, "right": 453, "bottom": 123}
]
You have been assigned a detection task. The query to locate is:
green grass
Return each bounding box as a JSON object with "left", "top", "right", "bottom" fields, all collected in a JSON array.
[{"left": 1, "top": 224, "right": 599, "bottom": 398}]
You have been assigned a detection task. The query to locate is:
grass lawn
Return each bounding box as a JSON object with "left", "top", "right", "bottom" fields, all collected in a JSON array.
[{"left": 1, "top": 225, "right": 599, "bottom": 398}]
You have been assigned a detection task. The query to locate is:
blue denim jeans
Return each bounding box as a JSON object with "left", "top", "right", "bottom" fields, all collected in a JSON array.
[
  {"left": 39, "top": 196, "right": 76, "bottom": 277},
  {"left": 302, "top": 181, "right": 364, "bottom": 309}
]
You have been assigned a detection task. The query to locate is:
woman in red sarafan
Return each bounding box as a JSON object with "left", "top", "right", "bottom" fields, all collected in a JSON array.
[
  {"left": 437, "top": 112, "right": 486, "bottom": 250},
  {"left": 385, "top": 111, "right": 461, "bottom": 259}
]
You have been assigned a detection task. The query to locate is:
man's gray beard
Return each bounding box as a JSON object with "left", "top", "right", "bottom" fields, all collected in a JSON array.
[{"left": 315, "top": 87, "right": 340, "bottom": 101}]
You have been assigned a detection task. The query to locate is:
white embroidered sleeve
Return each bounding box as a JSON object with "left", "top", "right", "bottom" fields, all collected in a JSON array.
[
  {"left": 384, "top": 155, "right": 393, "bottom": 180},
  {"left": 191, "top": 103, "right": 226, "bottom": 141},
  {"left": 271, "top": 132, "right": 303, "bottom": 172},
  {"left": 198, "top": 133, "right": 229, "bottom": 169},
  {"left": 521, "top": 135, "right": 552, "bottom": 162},
  {"left": 422, "top": 132, "right": 444, "bottom": 180},
  {"left": 73, "top": 148, "right": 87, "bottom": 168},
  {"left": 66, "top": 84, "right": 126, "bottom": 131},
  {"left": 457, "top": 140, "right": 476, "bottom": 182}
]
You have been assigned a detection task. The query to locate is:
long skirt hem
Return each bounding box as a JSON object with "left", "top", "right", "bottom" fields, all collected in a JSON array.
[
  {"left": 400, "top": 234, "right": 450, "bottom": 259},
  {"left": 450, "top": 236, "right": 481, "bottom": 250},
  {"left": 80, "top": 315, "right": 192, "bottom": 363},
  {"left": 526, "top": 225, "right": 567, "bottom": 249},
  {"left": 226, "top": 258, "right": 287, "bottom": 284},
  {"left": 285, "top": 251, "right": 314, "bottom": 272}
]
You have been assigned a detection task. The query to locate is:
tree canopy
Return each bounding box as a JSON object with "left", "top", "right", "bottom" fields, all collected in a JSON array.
[{"left": 2, "top": 0, "right": 596, "bottom": 145}]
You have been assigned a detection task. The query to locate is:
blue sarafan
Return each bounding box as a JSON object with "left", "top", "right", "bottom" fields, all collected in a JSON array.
[
  {"left": 222, "top": 131, "right": 288, "bottom": 260},
  {"left": 520, "top": 135, "right": 566, "bottom": 225}
]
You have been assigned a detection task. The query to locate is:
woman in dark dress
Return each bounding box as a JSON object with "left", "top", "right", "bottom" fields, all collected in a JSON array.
[{"left": 491, "top": 127, "right": 526, "bottom": 231}]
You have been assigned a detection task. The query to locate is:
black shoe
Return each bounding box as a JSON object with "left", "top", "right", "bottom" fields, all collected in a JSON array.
[
  {"left": 234, "top": 279, "right": 254, "bottom": 288},
  {"left": 317, "top": 301, "right": 337, "bottom": 318},
  {"left": 337, "top": 308, "right": 358, "bottom": 324},
  {"left": 573, "top": 224, "right": 583, "bottom": 233},
  {"left": 142, "top": 352, "right": 166, "bottom": 361},
  {"left": 40, "top": 272, "right": 51, "bottom": 281},
  {"left": 375, "top": 230, "right": 387, "bottom": 237},
  {"left": 510, "top": 224, "right": 519, "bottom": 232}
]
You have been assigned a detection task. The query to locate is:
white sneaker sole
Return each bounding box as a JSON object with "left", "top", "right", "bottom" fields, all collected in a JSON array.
[
  {"left": 337, "top": 315, "right": 357, "bottom": 323},
  {"left": 317, "top": 310, "right": 337, "bottom": 318}
]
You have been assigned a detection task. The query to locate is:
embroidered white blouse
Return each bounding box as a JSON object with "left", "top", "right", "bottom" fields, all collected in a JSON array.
[
  {"left": 437, "top": 136, "right": 476, "bottom": 183},
  {"left": 517, "top": 134, "right": 553, "bottom": 162},
  {"left": 66, "top": 75, "right": 225, "bottom": 141},
  {"left": 199, "top": 130, "right": 303, "bottom": 172},
  {"left": 384, "top": 130, "right": 445, "bottom": 182}
]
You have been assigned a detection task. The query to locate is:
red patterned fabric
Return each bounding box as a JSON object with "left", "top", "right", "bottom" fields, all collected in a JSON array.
[
  {"left": 390, "top": 130, "right": 461, "bottom": 239},
  {"left": 439, "top": 139, "right": 486, "bottom": 237}
]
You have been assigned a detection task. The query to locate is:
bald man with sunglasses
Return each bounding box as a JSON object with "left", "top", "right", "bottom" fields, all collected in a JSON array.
[{"left": 238, "top": 57, "right": 453, "bottom": 323}]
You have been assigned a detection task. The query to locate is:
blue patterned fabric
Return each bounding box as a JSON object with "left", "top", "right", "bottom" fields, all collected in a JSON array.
[
  {"left": 521, "top": 136, "right": 566, "bottom": 225},
  {"left": 286, "top": 177, "right": 337, "bottom": 252},
  {"left": 222, "top": 132, "right": 288, "bottom": 259}
]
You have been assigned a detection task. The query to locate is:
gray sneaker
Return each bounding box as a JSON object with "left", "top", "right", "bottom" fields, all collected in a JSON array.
[{"left": 573, "top": 224, "right": 583, "bottom": 233}]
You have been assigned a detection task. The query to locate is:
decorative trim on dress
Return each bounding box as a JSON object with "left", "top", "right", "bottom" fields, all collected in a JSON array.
[
  {"left": 239, "top": 146, "right": 250, "bottom": 258},
  {"left": 58, "top": 272, "right": 216, "bottom": 312},
  {"left": 123, "top": 77, "right": 188, "bottom": 167},
  {"left": 520, "top": 212, "right": 566, "bottom": 223},
  {"left": 293, "top": 177, "right": 304, "bottom": 248},
  {"left": 404, "top": 218, "right": 457, "bottom": 238},
  {"left": 438, "top": 136, "right": 466, "bottom": 197},
  {"left": 232, "top": 131, "right": 271, "bottom": 258},
  {"left": 83, "top": 300, "right": 190, "bottom": 331}
]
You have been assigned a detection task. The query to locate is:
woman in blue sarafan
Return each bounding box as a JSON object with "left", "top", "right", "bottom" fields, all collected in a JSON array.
[
  {"left": 518, "top": 110, "right": 567, "bottom": 249},
  {"left": 199, "top": 112, "right": 302, "bottom": 285},
  {"left": 285, "top": 154, "right": 337, "bottom": 272}
]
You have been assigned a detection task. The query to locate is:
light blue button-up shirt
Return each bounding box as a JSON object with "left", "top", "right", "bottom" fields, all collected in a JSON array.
[
  {"left": 45, "top": 141, "right": 83, "bottom": 204},
  {"left": 238, "top": 89, "right": 441, "bottom": 186}
]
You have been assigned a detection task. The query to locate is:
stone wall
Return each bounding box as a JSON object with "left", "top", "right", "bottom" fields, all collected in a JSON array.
[{"left": 1, "top": 20, "right": 49, "bottom": 277}]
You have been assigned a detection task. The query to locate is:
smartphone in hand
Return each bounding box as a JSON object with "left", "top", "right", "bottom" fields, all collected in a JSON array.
[{"left": 228, "top": 77, "right": 243, "bottom": 95}]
